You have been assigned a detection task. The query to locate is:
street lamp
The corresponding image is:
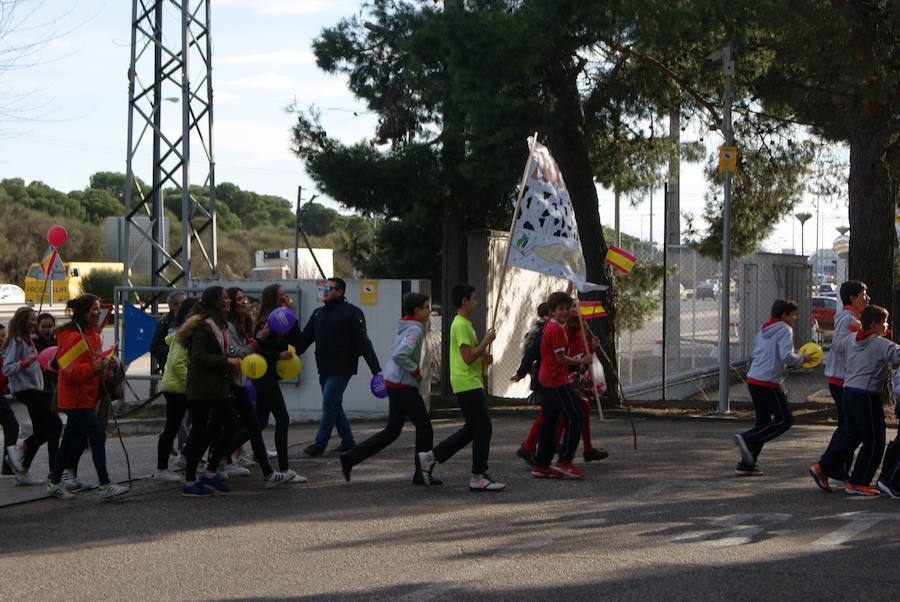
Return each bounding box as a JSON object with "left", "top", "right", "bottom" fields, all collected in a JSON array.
[
  {"left": 795, "top": 212, "right": 812, "bottom": 256},
  {"left": 833, "top": 226, "right": 849, "bottom": 283}
]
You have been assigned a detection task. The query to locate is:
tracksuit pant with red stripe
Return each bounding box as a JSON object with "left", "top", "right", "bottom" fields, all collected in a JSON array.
[
  {"left": 521, "top": 393, "right": 595, "bottom": 455},
  {"left": 739, "top": 383, "right": 793, "bottom": 467},
  {"left": 534, "top": 384, "right": 582, "bottom": 467}
]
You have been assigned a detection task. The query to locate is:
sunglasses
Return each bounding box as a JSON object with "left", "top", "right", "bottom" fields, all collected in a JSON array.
[{"left": 318, "top": 285, "right": 333, "bottom": 291}]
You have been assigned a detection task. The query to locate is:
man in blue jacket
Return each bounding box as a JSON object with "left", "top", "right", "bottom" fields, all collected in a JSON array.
[{"left": 297, "top": 278, "right": 381, "bottom": 456}]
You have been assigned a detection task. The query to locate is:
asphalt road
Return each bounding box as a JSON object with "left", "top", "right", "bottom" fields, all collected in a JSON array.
[{"left": 2, "top": 414, "right": 899, "bottom": 601}]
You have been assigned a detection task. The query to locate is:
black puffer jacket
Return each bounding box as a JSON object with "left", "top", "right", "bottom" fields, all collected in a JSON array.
[{"left": 296, "top": 296, "right": 381, "bottom": 377}]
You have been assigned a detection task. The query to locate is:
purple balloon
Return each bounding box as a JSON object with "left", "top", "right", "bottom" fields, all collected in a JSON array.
[
  {"left": 267, "top": 306, "right": 296, "bottom": 333},
  {"left": 370, "top": 373, "right": 387, "bottom": 398},
  {"left": 244, "top": 379, "right": 256, "bottom": 403}
]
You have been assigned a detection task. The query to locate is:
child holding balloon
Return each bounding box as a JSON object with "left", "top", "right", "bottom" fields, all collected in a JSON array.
[
  {"left": 2, "top": 306, "right": 62, "bottom": 485},
  {"left": 733, "top": 299, "right": 812, "bottom": 476},
  {"left": 339, "top": 292, "right": 435, "bottom": 484}
]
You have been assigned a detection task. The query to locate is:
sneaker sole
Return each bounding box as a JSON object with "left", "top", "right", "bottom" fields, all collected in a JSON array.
[
  {"left": 735, "top": 470, "right": 764, "bottom": 476},
  {"left": 469, "top": 486, "right": 505, "bottom": 492},
  {"left": 845, "top": 487, "right": 879, "bottom": 497},
  {"left": 181, "top": 492, "right": 215, "bottom": 497}
]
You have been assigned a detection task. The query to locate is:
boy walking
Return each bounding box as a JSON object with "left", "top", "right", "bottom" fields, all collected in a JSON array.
[
  {"left": 531, "top": 292, "right": 591, "bottom": 480},
  {"left": 811, "top": 305, "right": 900, "bottom": 496},
  {"left": 340, "top": 293, "right": 435, "bottom": 485},
  {"left": 733, "top": 299, "right": 811, "bottom": 475},
  {"left": 417, "top": 284, "right": 504, "bottom": 491},
  {"left": 818, "top": 280, "right": 869, "bottom": 486}
]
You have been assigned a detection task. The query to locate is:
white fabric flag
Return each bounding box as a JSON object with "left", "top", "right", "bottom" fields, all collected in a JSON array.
[{"left": 507, "top": 138, "right": 606, "bottom": 292}]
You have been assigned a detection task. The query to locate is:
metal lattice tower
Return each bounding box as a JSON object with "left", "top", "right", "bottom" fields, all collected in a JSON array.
[{"left": 123, "top": 0, "right": 216, "bottom": 296}]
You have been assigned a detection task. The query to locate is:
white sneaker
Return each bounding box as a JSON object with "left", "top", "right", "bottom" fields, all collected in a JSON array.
[
  {"left": 61, "top": 469, "right": 92, "bottom": 491},
  {"left": 237, "top": 453, "right": 257, "bottom": 469},
  {"left": 152, "top": 469, "right": 183, "bottom": 482},
  {"left": 469, "top": 473, "right": 505, "bottom": 492},
  {"left": 98, "top": 483, "right": 129, "bottom": 499},
  {"left": 47, "top": 483, "right": 74, "bottom": 500},
  {"left": 15, "top": 472, "right": 45, "bottom": 486},
  {"left": 417, "top": 450, "right": 436, "bottom": 485},
  {"left": 215, "top": 464, "right": 230, "bottom": 480},
  {"left": 267, "top": 450, "right": 278, "bottom": 459},
  {"left": 225, "top": 464, "right": 251, "bottom": 477},
  {"left": 264, "top": 471, "right": 293, "bottom": 489},
  {"left": 284, "top": 469, "right": 308, "bottom": 484},
  {"left": 5, "top": 444, "right": 25, "bottom": 473},
  {"left": 173, "top": 455, "right": 187, "bottom": 470}
]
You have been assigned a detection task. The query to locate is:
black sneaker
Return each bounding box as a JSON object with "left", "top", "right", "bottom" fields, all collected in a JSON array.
[
  {"left": 340, "top": 454, "right": 353, "bottom": 482},
  {"left": 303, "top": 444, "right": 325, "bottom": 457},
  {"left": 583, "top": 448, "right": 609, "bottom": 462},
  {"left": 332, "top": 442, "right": 355, "bottom": 453},
  {"left": 735, "top": 463, "right": 764, "bottom": 476},
  {"left": 515, "top": 447, "right": 535, "bottom": 467}
]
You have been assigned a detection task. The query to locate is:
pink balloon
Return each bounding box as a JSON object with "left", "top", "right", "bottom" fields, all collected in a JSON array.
[
  {"left": 47, "top": 225, "right": 68, "bottom": 247},
  {"left": 37, "top": 346, "right": 57, "bottom": 371}
]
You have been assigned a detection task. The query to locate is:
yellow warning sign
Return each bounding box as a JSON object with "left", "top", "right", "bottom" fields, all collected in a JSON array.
[
  {"left": 718, "top": 146, "right": 737, "bottom": 172},
  {"left": 360, "top": 280, "right": 377, "bottom": 305}
]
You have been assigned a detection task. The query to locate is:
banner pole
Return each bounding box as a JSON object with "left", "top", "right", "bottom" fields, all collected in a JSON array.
[{"left": 490, "top": 132, "right": 540, "bottom": 333}]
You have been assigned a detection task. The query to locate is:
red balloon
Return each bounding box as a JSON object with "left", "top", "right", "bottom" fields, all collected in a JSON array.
[
  {"left": 37, "top": 346, "right": 57, "bottom": 371},
  {"left": 47, "top": 225, "right": 68, "bottom": 247}
]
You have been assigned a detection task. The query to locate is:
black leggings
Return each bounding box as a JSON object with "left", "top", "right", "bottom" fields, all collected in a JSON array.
[
  {"left": 17, "top": 389, "right": 62, "bottom": 473},
  {"left": 157, "top": 392, "right": 187, "bottom": 470},
  {"left": 253, "top": 378, "right": 290, "bottom": 472},
  {"left": 182, "top": 398, "right": 238, "bottom": 482},
  {"left": 226, "top": 384, "right": 274, "bottom": 475},
  {"left": 0, "top": 395, "right": 19, "bottom": 474},
  {"left": 433, "top": 388, "right": 492, "bottom": 475},
  {"left": 342, "top": 386, "right": 433, "bottom": 474}
]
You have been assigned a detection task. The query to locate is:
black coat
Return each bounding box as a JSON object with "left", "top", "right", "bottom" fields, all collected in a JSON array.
[{"left": 296, "top": 297, "right": 381, "bottom": 377}]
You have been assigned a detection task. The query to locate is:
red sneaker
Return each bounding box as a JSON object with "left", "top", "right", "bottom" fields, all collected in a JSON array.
[
  {"left": 845, "top": 483, "right": 880, "bottom": 496},
  {"left": 808, "top": 463, "right": 831, "bottom": 492},
  {"left": 531, "top": 466, "right": 561, "bottom": 479},
  {"left": 550, "top": 462, "right": 585, "bottom": 479}
]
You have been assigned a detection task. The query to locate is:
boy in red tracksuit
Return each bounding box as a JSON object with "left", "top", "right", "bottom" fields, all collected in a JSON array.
[{"left": 531, "top": 292, "right": 591, "bottom": 480}]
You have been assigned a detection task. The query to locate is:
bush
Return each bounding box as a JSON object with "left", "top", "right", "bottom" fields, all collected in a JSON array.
[{"left": 80, "top": 269, "right": 122, "bottom": 302}]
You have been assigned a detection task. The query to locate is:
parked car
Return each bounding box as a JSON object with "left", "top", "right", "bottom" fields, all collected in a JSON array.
[
  {"left": 694, "top": 279, "right": 719, "bottom": 300},
  {"left": 0, "top": 284, "right": 25, "bottom": 304},
  {"left": 818, "top": 282, "right": 836, "bottom": 295},
  {"left": 812, "top": 295, "right": 837, "bottom": 330}
]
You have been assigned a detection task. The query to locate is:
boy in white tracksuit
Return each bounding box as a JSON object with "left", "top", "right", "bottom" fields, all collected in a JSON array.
[
  {"left": 733, "top": 299, "right": 810, "bottom": 475},
  {"left": 818, "top": 280, "right": 869, "bottom": 484},
  {"left": 812, "top": 305, "right": 900, "bottom": 496},
  {"left": 339, "top": 293, "right": 434, "bottom": 485}
]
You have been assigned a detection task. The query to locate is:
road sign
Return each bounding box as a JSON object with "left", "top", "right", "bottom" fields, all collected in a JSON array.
[
  {"left": 718, "top": 146, "right": 737, "bottom": 172},
  {"left": 98, "top": 303, "right": 114, "bottom": 330}
]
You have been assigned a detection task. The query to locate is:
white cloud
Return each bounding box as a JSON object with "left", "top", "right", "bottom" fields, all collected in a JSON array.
[
  {"left": 215, "top": 0, "right": 340, "bottom": 16},
  {"left": 218, "top": 73, "right": 294, "bottom": 92},
  {"left": 218, "top": 51, "right": 315, "bottom": 66}
]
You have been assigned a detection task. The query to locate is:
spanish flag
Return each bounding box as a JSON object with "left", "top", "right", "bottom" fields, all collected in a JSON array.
[
  {"left": 57, "top": 336, "right": 88, "bottom": 371},
  {"left": 579, "top": 301, "right": 607, "bottom": 319},
  {"left": 39, "top": 247, "right": 59, "bottom": 276},
  {"left": 605, "top": 245, "right": 636, "bottom": 274}
]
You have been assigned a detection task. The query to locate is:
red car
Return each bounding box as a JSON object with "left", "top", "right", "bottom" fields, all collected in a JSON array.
[{"left": 812, "top": 296, "right": 837, "bottom": 330}]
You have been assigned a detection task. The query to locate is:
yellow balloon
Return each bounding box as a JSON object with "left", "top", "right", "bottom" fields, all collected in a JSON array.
[
  {"left": 277, "top": 354, "right": 301, "bottom": 379},
  {"left": 241, "top": 353, "right": 267, "bottom": 379},
  {"left": 798, "top": 342, "right": 823, "bottom": 368}
]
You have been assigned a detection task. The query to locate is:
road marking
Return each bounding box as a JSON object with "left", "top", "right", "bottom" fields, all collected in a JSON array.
[
  {"left": 812, "top": 512, "right": 900, "bottom": 546},
  {"left": 672, "top": 513, "right": 792, "bottom": 546}
]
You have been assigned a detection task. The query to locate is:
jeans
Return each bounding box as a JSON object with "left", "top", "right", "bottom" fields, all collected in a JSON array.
[
  {"left": 0, "top": 395, "right": 19, "bottom": 474},
  {"left": 254, "top": 378, "right": 291, "bottom": 471},
  {"left": 315, "top": 375, "right": 353, "bottom": 449},
  {"left": 52, "top": 409, "right": 109, "bottom": 486},
  {"left": 17, "top": 389, "right": 62, "bottom": 473},
  {"left": 433, "top": 388, "right": 492, "bottom": 475},
  {"left": 342, "top": 386, "right": 433, "bottom": 474},
  {"left": 739, "top": 384, "right": 793, "bottom": 465},
  {"left": 157, "top": 392, "right": 187, "bottom": 470}
]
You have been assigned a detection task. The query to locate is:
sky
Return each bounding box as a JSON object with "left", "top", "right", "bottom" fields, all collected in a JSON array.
[{"left": 0, "top": 0, "right": 850, "bottom": 259}]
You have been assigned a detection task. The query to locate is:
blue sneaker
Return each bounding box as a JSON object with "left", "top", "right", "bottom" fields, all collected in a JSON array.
[
  {"left": 200, "top": 472, "right": 231, "bottom": 493},
  {"left": 181, "top": 482, "right": 215, "bottom": 497}
]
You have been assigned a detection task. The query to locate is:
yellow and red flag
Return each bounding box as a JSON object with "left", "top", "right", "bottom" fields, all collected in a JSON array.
[
  {"left": 39, "top": 247, "right": 59, "bottom": 276},
  {"left": 57, "top": 337, "right": 89, "bottom": 371},
  {"left": 605, "top": 245, "right": 636, "bottom": 274},
  {"left": 578, "top": 301, "right": 607, "bottom": 319}
]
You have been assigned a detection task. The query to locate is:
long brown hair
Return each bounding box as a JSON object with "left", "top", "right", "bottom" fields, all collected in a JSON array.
[
  {"left": 257, "top": 283, "right": 283, "bottom": 327},
  {"left": 3, "top": 306, "right": 36, "bottom": 349},
  {"left": 57, "top": 294, "right": 100, "bottom": 332},
  {"left": 187, "top": 285, "right": 228, "bottom": 328},
  {"left": 227, "top": 287, "right": 253, "bottom": 341}
]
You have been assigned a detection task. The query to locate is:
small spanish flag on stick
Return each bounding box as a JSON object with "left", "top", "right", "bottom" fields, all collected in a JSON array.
[
  {"left": 579, "top": 301, "right": 607, "bottom": 319},
  {"left": 605, "top": 245, "right": 636, "bottom": 274},
  {"left": 39, "top": 247, "right": 59, "bottom": 276}
]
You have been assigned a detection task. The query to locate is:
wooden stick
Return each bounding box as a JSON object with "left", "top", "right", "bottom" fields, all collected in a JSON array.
[{"left": 572, "top": 288, "right": 604, "bottom": 421}]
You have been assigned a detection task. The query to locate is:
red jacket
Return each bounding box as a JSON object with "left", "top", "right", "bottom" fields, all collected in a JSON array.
[{"left": 56, "top": 326, "right": 101, "bottom": 410}]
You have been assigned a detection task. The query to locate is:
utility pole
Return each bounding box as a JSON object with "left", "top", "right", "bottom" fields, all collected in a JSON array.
[
  {"left": 295, "top": 186, "right": 302, "bottom": 279},
  {"left": 717, "top": 43, "right": 735, "bottom": 415}
]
